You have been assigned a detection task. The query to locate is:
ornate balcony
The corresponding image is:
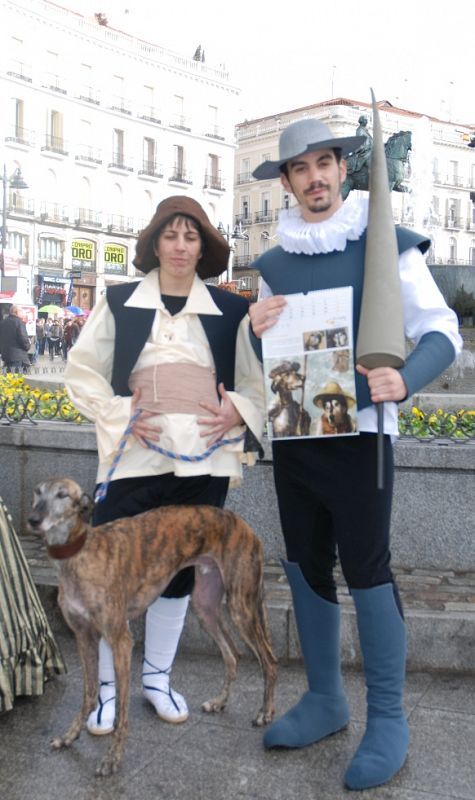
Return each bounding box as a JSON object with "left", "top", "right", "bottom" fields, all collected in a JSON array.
[
  {"left": 6, "top": 60, "right": 32, "bottom": 82},
  {"left": 107, "top": 215, "right": 134, "bottom": 233},
  {"left": 4, "top": 126, "right": 35, "bottom": 147},
  {"left": 41, "top": 135, "right": 68, "bottom": 156},
  {"left": 234, "top": 213, "right": 252, "bottom": 226},
  {"left": 75, "top": 144, "right": 102, "bottom": 165},
  {"left": 203, "top": 172, "right": 225, "bottom": 191},
  {"left": 109, "top": 95, "right": 132, "bottom": 115},
  {"left": 108, "top": 153, "right": 134, "bottom": 172},
  {"left": 138, "top": 161, "right": 163, "bottom": 178},
  {"left": 254, "top": 211, "right": 273, "bottom": 224},
  {"left": 40, "top": 202, "right": 70, "bottom": 224},
  {"left": 205, "top": 125, "right": 224, "bottom": 141},
  {"left": 77, "top": 85, "right": 100, "bottom": 105},
  {"left": 169, "top": 168, "right": 193, "bottom": 184},
  {"left": 74, "top": 208, "right": 102, "bottom": 228},
  {"left": 41, "top": 72, "right": 67, "bottom": 94},
  {"left": 170, "top": 114, "right": 191, "bottom": 132},
  {"left": 137, "top": 106, "right": 161, "bottom": 124},
  {"left": 236, "top": 172, "right": 254, "bottom": 185}
]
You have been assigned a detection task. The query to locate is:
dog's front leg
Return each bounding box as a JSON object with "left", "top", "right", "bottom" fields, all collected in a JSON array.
[
  {"left": 51, "top": 627, "right": 99, "bottom": 750},
  {"left": 95, "top": 627, "right": 133, "bottom": 778}
]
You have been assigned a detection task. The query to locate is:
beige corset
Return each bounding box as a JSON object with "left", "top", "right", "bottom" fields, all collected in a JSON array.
[{"left": 128, "top": 363, "right": 219, "bottom": 415}]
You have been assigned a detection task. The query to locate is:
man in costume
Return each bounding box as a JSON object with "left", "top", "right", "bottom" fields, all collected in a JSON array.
[
  {"left": 249, "top": 118, "right": 462, "bottom": 790},
  {"left": 65, "top": 196, "right": 264, "bottom": 735}
]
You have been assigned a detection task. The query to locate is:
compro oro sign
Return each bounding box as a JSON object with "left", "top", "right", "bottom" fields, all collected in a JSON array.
[
  {"left": 71, "top": 239, "right": 96, "bottom": 271},
  {"left": 104, "top": 243, "right": 127, "bottom": 274}
]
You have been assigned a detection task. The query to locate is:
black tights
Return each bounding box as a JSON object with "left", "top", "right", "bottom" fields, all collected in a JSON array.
[{"left": 273, "top": 433, "right": 396, "bottom": 604}]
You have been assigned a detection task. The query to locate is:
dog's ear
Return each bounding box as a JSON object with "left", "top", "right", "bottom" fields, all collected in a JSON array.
[{"left": 79, "top": 493, "right": 94, "bottom": 521}]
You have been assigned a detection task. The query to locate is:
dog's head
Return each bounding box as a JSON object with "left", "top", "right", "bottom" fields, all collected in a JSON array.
[
  {"left": 269, "top": 361, "right": 305, "bottom": 394},
  {"left": 28, "top": 478, "right": 93, "bottom": 547},
  {"left": 321, "top": 396, "right": 349, "bottom": 426}
]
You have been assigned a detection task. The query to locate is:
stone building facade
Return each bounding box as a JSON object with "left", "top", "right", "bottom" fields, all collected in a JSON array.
[
  {"left": 0, "top": 0, "right": 239, "bottom": 309},
  {"left": 232, "top": 98, "right": 475, "bottom": 297}
]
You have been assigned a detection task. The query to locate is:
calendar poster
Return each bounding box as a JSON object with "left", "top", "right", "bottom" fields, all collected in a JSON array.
[{"left": 262, "top": 287, "right": 359, "bottom": 440}]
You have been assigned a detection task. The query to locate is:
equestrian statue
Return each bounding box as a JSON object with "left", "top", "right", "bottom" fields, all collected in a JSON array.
[{"left": 341, "top": 116, "right": 412, "bottom": 199}]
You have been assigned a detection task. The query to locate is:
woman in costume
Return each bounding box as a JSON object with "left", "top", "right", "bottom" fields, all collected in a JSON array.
[{"left": 64, "top": 196, "right": 264, "bottom": 734}]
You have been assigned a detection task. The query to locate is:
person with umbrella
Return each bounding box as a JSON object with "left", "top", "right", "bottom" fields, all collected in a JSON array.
[{"left": 248, "top": 117, "right": 462, "bottom": 790}]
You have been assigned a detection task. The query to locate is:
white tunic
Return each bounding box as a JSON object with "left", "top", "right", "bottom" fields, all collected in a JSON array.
[{"left": 65, "top": 271, "right": 265, "bottom": 485}]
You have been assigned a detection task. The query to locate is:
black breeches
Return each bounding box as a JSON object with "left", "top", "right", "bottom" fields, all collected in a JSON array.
[{"left": 272, "top": 433, "right": 394, "bottom": 603}]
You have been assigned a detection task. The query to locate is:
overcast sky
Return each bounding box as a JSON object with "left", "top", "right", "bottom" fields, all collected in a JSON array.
[{"left": 77, "top": 0, "right": 473, "bottom": 125}]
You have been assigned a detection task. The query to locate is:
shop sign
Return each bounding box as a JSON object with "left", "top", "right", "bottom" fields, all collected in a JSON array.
[
  {"left": 72, "top": 239, "right": 96, "bottom": 270},
  {"left": 104, "top": 243, "right": 127, "bottom": 274}
]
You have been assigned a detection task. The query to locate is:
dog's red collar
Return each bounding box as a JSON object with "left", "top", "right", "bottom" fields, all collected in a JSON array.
[{"left": 47, "top": 530, "right": 88, "bottom": 560}]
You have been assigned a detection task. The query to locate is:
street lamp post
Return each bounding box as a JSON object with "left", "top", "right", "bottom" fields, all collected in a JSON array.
[
  {"left": 1, "top": 164, "right": 29, "bottom": 283},
  {"left": 217, "top": 221, "right": 247, "bottom": 283}
]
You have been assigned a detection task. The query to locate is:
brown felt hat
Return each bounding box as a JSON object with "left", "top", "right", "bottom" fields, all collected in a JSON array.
[{"left": 133, "top": 195, "right": 230, "bottom": 279}]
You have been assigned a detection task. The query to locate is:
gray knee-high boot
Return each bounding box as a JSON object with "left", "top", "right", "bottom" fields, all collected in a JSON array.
[
  {"left": 344, "top": 583, "right": 409, "bottom": 790},
  {"left": 263, "top": 560, "right": 349, "bottom": 748}
]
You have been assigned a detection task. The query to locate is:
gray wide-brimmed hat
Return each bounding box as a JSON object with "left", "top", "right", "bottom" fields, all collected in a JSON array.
[{"left": 252, "top": 119, "right": 364, "bottom": 181}]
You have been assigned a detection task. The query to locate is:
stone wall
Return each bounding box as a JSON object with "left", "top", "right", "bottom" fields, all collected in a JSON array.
[{"left": 1, "top": 422, "right": 473, "bottom": 572}]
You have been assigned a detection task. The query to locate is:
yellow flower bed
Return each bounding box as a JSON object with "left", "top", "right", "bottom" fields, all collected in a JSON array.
[
  {"left": 1, "top": 373, "right": 474, "bottom": 439},
  {"left": 0, "top": 373, "right": 86, "bottom": 423},
  {"left": 398, "top": 406, "right": 475, "bottom": 440}
]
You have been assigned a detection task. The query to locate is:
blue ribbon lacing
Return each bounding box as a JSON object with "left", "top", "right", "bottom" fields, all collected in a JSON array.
[{"left": 94, "top": 409, "right": 245, "bottom": 503}]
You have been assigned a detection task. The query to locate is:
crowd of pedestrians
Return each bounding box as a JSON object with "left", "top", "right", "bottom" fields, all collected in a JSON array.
[{"left": 0, "top": 306, "right": 85, "bottom": 373}]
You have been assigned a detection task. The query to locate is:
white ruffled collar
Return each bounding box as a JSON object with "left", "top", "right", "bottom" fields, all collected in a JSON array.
[{"left": 277, "top": 194, "right": 368, "bottom": 255}]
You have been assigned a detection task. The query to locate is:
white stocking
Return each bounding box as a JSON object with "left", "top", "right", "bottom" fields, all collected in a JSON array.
[{"left": 143, "top": 595, "right": 190, "bottom": 723}]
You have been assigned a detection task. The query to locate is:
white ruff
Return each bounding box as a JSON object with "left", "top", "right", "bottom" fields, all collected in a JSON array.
[{"left": 277, "top": 194, "right": 368, "bottom": 255}]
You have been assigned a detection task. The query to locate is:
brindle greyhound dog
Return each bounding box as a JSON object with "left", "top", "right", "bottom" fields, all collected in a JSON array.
[{"left": 28, "top": 477, "right": 277, "bottom": 778}]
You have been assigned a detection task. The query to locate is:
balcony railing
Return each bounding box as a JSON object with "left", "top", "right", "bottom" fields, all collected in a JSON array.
[
  {"left": 109, "top": 95, "right": 132, "bottom": 115},
  {"left": 205, "top": 125, "right": 224, "bottom": 141},
  {"left": 107, "top": 215, "right": 135, "bottom": 233},
  {"left": 169, "top": 114, "right": 191, "bottom": 132},
  {"left": 40, "top": 202, "right": 70, "bottom": 223},
  {"left": 75, "top": 144, "right": 102, "bottom": 165},
  {"left": 137, "top": 106, "right": 161, "bottom": 124},
  {"left": 108, "top": 153, "right": 134, "bottom": 172},
  {"left": 9, "top": 198, "right": 35, "bottom": 216},
  {"left": 233, "top": 255, "right": 253, "bottom": 268},
  {"left": 445, "top": 216, "right": 463, "bottom": 229},
  {"left": 37, "top": 256, "right": 64, "bottom": 268},
  {"left": 169, "top": 168, "right": 193, "bottom": 184},
  {"left": 254, "top": 211, "right": 273, "bottom": 224},
  {"left": 138, "top": 161, "right": 163, "bottom": 177},
  {"left": 203, "top": 172, "right": 225, "bottom": 191},
  {"left": 466, "top": 220, "right": 475, "bottom": 231},
  {"left": 6, "top": 60, "right": 32, "bottom": 82},
  {"left": 4, "top": 126, "right": 35, "bottom": 147},
  {"left": 234, "top": 213, "right": 252, "bottom": 226},
  {"left": 41, "top": 72, "right": 67, "bottom": 94},
  {"left": 441, "top": 175, "right": 465, "bottom": 188},
  {"left": 74, "top": 208, "right": 102, "bottom": 228},
  {"left": 41, "top": 135, "right": 68, "bottom": 156},
  {"left": 236, "top": 172, "right": 254, "bottom": 185},
  {"left": 77, "top": 85, "right": 100, "bottom": 105}
]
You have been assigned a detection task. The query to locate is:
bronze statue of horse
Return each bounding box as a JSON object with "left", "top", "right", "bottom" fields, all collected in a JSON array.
[{"left": 341, "top": 130, "right": 412, "bottom": 199}]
